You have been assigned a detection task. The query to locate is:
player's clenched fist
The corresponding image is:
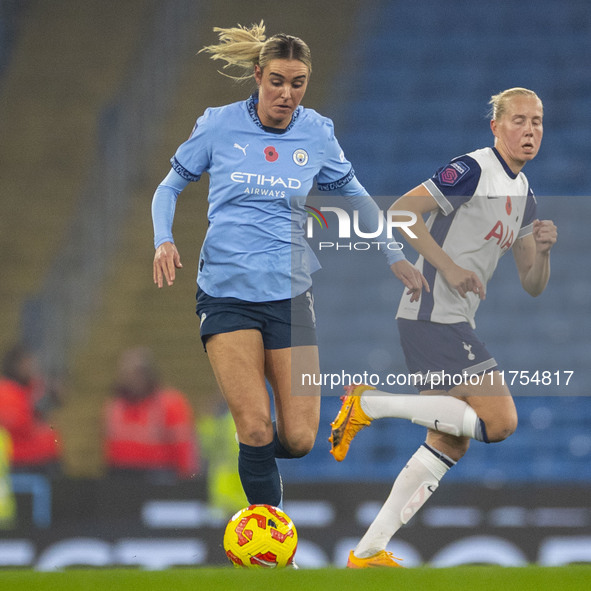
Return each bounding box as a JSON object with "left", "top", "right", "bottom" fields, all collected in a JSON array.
[{"left": 532, "top": 219, "right": 557, "bottom": 254}]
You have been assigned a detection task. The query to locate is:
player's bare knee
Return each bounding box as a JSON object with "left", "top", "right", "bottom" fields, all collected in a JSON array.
[
  {"left": 486, "top": 428, "right": 513, "bottom": 443},
  {"left": 482, "top": 409, "right": 518, "bottom": 442},
  {"left": 485, "top": 418, "right": 518, "bottom": 442},
  {"left": 286, "top": 438, "right": 314, "bottom": 458},
  {"left": 283, "top": 429, "right": 316, "bottom": 457},
  {"left": 238, "top": 418, "right": 273, "bottom": 447}
]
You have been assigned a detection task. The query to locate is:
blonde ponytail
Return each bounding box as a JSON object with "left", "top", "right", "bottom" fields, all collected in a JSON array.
[
  {"left": 200, "top": 21, "right": 267, "bottom": 81},
  {"left": 200, "top": 20, "right": 312, "bottom": 82}
]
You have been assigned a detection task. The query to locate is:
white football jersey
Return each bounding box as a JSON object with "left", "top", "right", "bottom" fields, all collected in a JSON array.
[{"left": 396, "top": 147, "right": 537, "bottom": 328}]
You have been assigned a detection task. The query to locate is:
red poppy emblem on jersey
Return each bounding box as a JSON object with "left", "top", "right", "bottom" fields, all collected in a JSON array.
[
  {"left": 264, "top": 146, "right": 278, "bottom": 162},
  {"left": 506, "top": 196, "right": 512, "bottom": 215}
]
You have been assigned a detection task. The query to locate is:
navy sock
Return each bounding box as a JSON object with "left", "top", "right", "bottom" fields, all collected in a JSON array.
[
  {"left": 238, "top": 441, "right": 282, "bottom": 506},
  {"left": 273, "top": 422, "right": 296, "bottom": 459}
]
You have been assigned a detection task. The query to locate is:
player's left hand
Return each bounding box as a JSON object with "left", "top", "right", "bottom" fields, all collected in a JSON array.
[
  {"left": 390, "top": 260, "right": 430, "bottom": 303},
  {"left": 533, "top": 219, "right": 557, "bottom": 255},
  {"left": 153, "top": 241, "right": 183, "bottom": 288}
]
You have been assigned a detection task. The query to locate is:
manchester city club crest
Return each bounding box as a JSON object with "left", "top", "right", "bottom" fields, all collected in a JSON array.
[{"left": 293, "top": 148, "right": 309, "bottom": 166}]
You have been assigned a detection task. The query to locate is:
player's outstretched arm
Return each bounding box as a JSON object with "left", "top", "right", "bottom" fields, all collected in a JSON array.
[
  {"left": 339, "top": 178, "right": 429, "bottom": 299},
  {"left": 151, "top": 169, "right": 191, "bottom": 288}
]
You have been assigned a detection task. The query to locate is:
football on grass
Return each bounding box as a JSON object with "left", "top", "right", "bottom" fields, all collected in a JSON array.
[{"left": 223, "top": 504, "right": 298, "bottom": 568}]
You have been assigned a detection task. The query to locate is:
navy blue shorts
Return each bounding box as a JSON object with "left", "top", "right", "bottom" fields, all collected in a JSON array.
[
  {"left": 196, "top": 287, "right": 317, "bottom": 350},
  {"left": 397, "top": 318, "right": 498, "bottom": 391}
]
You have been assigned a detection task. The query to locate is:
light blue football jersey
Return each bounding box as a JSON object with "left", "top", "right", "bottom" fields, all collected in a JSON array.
[{"left": 170, "top": 94, "right": 367, "bottom": 301}]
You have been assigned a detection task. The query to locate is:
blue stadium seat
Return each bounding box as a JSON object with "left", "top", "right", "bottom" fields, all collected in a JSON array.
[{"left": 297, "top": 0, "right": 591, "bottom": 485}]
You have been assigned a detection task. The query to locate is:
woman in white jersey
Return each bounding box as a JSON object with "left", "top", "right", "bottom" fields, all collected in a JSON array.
[
  {"left": 152, "top": 22, "right": 427, "bottom": 516},
  {"left": 329, "top": 88, "right": 557, "bottom": 568}
]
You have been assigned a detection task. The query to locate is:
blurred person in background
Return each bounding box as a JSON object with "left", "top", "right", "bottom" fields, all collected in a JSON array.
[
  {"left": 198, "top": 401, "right": 247, "bottom": 519},
  {"left": 0, "top": 343, "right": 62, "bottom": 476},
  {"left": 0, "top": 426, "right": 16, "bottom": 528},
  {"left": 152, "top": 21, "right": 427, "bottom": 509},
  {"left": 103, "top": 347, "right": 200, "bottom": 483},
  {"left": 330, "top": 88, "right": 557, "bottom": 567}
]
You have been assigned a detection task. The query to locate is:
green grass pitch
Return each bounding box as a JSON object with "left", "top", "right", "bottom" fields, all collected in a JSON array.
[{"left": 1, "top": 566, "right": 590, "bottom": 591}]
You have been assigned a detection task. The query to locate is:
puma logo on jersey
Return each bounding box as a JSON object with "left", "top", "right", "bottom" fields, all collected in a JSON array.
[{"left": 233, "top": 143, "right": 249, "bottom": 156}]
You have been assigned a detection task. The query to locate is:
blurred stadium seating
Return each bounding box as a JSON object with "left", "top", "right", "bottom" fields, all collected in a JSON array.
[
  {"left": 0, "top": 0, "right": 365, "bottom": 476},
  {"left": 279, "top": 0, "right": 591, "bottom": 484},
  {"left": 0, "top": 0, "right": 210, "bottom": 475},
  {"left": 0, "top": 0, "right": 29, "bottom": 85},
  {"left": 333, "top": 0, "right": 591, "bottom": 197}
]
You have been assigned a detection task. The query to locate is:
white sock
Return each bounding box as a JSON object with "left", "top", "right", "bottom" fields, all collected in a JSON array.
[
  {"left": 360, "top": 391, "right": 488, "bottom": 442},
  {"left": 354, "top": 443, "right": 454, "bottom": 558}
]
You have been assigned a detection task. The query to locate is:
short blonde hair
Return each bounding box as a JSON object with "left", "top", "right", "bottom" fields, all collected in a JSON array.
[
  {"left": 200, "top": 20, "right": 312, "bottom": 81},
  {"left": 489, "top": 87, "right": 543, "bottom": 120}
]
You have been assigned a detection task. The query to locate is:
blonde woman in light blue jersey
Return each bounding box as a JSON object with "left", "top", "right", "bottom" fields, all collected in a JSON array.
[{"left": 152, "top": 22, "right": 427, "bottom": 512}]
